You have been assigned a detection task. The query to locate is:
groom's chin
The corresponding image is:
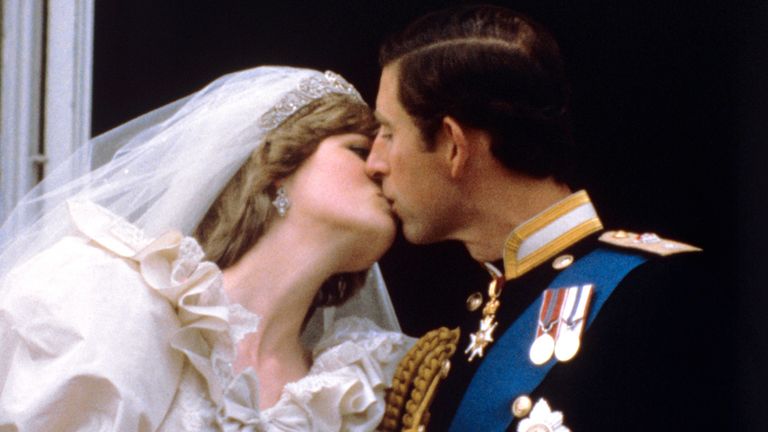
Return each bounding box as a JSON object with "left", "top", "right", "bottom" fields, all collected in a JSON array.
[{"left": 400, "top": 222, "right": 442, "bottom": 246}]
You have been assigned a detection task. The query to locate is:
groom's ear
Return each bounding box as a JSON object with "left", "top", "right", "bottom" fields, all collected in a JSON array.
[{"left": 439, "top": 116, "right": 490, "bottom": 179}]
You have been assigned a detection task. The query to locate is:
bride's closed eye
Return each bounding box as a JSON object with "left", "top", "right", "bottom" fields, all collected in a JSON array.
[{"left": 348, "top": 145, "right": 371, "bottom": 160}]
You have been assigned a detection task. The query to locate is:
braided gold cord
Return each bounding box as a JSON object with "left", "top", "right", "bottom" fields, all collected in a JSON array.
[
  {"left": 402, "top": 333, "right": 458, "bottom": 431},
  {"left": 380, "top": 336, "right": 428, "bottom": 430},
  {"left": 381, "top": 330, "right": 437, "bottom": 431},
  {"left": 379, "top": 327, "right": 460, "bottom": 432}
]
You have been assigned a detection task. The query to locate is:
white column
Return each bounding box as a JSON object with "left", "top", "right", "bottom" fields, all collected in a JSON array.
[
  {"left": 0, "top": 0, "right": 94, "bottom": 223},
  {"left": 43, "top": 0, "right": 94, "bottom": 181},
  {"left": 0, "top": 0, "right": 44, "bottom": 222}
]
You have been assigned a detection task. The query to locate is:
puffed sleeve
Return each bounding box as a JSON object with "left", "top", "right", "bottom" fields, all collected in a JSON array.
[{"left": 0, "top": 236, "right": 184, "bottom": 431}]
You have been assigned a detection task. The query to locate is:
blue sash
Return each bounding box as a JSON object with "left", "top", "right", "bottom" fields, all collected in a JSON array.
[{"left": 448, "top": 248, "right": 647, "bottom": 431}]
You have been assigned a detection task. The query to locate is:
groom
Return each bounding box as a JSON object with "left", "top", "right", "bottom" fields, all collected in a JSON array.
[{"left": 367, "top": 5, "right": 723, "bottom": 431}]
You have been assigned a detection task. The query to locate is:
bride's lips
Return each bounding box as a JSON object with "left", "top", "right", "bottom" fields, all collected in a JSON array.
[
  {"left": 377, "top": 193, "right": 396, "bottom": 217},
  {"left": 385, "top": 198, "right": 397, "bottom": 218}
]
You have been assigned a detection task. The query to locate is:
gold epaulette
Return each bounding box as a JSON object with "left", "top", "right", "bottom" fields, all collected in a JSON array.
[
  {"left": 599, "top": 230, "right": 702, "bottom": 256},
  {"left": 379, "top": 327, "right": 460, "bottom": 432}
]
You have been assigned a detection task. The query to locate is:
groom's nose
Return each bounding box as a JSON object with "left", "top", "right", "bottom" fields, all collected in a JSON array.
[{"left": 365, "top": 137, "right": 389, "bottom": 180}]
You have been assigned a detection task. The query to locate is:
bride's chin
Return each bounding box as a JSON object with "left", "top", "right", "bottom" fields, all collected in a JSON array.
[
  {"left": 373, "top": 221, "right": 397, "bottom": 252},
  {"left": 340, "top": 227, "right": 395, "bottom": 271},
  {"left": 361, "top": 211, "right": 397, "bottom": 243}
]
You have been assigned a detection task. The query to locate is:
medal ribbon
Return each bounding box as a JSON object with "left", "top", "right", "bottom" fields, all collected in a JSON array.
[
  {"left": 563, "top": 284, "right": 590, "bottom": 327},
  {"left": 538, "top": 288, "right": 566, "bottom": 335}
]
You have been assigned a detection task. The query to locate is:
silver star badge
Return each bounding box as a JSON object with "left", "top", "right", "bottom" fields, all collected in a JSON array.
[{"left": 517, "top": 398, "right": 570, "bottom": 432}]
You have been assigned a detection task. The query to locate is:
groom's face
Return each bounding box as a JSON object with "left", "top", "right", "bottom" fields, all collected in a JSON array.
[{"left": 367, "top": 64, "right": 461, "bottom": 244}]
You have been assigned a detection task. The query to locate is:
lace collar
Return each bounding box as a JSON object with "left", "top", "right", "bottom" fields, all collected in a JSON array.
[{"left": 67, "top": 200, "right": 412, "bottom": 430}]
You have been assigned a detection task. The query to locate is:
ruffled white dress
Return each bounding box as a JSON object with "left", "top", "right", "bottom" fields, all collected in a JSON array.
[{"left": 0, "top": 202, "right": 413, "bottom": 431}]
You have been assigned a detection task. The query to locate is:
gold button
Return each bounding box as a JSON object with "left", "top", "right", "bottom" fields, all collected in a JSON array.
[
  {"left": 613, "top": 230, "right": 628, "bottom": 239},
  {"left": 511, "top": 395, "right": 533, "bottom": 418},
  {"left": 440, "top": 359, "right": 451, "bottom": 378},
  {"left": 466, "top": 292, "right": 483, "bottom": 311},
  {"left": 552, "top": 254, "right": 574, "bottom": 270}
]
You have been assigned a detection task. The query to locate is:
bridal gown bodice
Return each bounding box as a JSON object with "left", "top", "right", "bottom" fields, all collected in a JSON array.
[{"left": 0, "top": 201, "right": 413, "bottom": 431}]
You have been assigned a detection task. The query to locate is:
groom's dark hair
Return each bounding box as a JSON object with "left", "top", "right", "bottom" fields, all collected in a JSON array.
[{"left": 380, "top": 5, "right": 575, "bottom": 182}]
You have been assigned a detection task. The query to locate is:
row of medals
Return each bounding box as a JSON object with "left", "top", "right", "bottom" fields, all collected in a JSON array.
[{"left": 464, "top": 256, "right": 594, "bottom": 366}]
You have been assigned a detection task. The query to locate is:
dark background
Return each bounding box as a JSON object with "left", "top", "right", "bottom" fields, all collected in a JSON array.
[{"left": 92, "top": 1, "right": 767, "bottom": 427}]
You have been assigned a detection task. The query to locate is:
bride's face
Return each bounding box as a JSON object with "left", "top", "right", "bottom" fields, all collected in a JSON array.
[{"left": 285, "top": 133, "right": 396, "bottom": 267}]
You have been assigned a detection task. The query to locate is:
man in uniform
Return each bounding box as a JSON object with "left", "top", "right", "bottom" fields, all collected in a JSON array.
[{"left": 367, "top": 5, "right": 726, "bottom": 431}]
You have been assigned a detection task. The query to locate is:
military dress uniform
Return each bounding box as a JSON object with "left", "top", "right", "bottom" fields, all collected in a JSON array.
[{"left": 382, "top": 191, "right": 726, "bottom": 431}]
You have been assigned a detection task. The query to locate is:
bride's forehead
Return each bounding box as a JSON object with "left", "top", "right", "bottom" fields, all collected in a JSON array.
[{"left": 318, "top": 133, "right": 371, "bottom": 147}]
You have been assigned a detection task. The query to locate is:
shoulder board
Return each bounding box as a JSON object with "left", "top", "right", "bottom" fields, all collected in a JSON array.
[{"left": 599, "top": 230, "right": 702, "bottom": 256}]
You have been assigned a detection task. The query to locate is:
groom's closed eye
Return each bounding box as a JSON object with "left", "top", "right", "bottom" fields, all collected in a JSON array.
[{"left": 375, "top": 127, "right": 393, "bottom": 142}]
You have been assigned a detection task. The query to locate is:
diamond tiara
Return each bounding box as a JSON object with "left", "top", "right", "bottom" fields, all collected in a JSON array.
[{"left": 258, "top": 70, "right": 365, "bottom": 130}]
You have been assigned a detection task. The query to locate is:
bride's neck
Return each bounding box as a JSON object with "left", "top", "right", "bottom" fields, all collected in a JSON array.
[{"left": 221, "top": 218, "right": 341, "bottom": 364}]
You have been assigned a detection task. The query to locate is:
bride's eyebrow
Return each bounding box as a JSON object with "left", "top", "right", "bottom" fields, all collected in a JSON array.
[{"left": 349, "top": 136, "right": 372, "bottom": 147}]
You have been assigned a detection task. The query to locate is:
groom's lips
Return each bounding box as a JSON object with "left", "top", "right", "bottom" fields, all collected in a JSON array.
[
  {"left": 380, "top": 188, "right": 397, "bottom": 214},
  {"left": 376, "top": 193, "right": 396, "bottom": 216},
  {"left": 387, "top": 199, "right": 400, "bottom": 219},
  {"left": 380, "top": 194, "right": 395, "bottom": 211}
]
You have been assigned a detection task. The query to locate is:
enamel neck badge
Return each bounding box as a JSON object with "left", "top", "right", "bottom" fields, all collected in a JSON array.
[{"left": 465, "top": 262, "right": 506, "bottom": 361}]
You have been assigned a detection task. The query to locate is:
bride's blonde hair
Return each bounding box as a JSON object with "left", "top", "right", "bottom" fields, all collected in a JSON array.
[{"left": 195, "top": 93, "right": 377, "bottom": 307}]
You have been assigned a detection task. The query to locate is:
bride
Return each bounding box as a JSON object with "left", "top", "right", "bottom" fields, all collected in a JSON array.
[{"left": 0, "top": 67, "right": 414, "bottom": 430}]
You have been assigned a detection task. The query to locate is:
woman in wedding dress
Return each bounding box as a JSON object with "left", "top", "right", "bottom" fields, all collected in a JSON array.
[{"left": 0, "top": 66, "right": 414, "bottom": 431}]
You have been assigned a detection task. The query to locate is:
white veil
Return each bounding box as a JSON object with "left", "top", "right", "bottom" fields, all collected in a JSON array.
[{"left": 0, "top": 66, "right": 401, "bottom": 340}]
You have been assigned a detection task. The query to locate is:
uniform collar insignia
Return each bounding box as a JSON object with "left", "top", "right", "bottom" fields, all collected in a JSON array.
[{"left": 503, "top": 190, "right": 603, "bottom": 280}]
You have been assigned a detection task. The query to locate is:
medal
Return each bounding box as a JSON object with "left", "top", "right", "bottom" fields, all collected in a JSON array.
[
  {"left": 465, "top": 315, "right": 498, "bottom": 361},
  {"left": 529, "top": 333, "right": 555, "bottom": 366},
  {"left": 465, "top": 262, "right": 506, "bottom": 362},
  {"left": 516, "top": 398, "right": 571, "bottom": 432},
  {"left": 529, "top": 288, "right": 566, "bottom": 365},
  {"left": 554, "top": 284, "right": 593, "bottom": 362}
]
